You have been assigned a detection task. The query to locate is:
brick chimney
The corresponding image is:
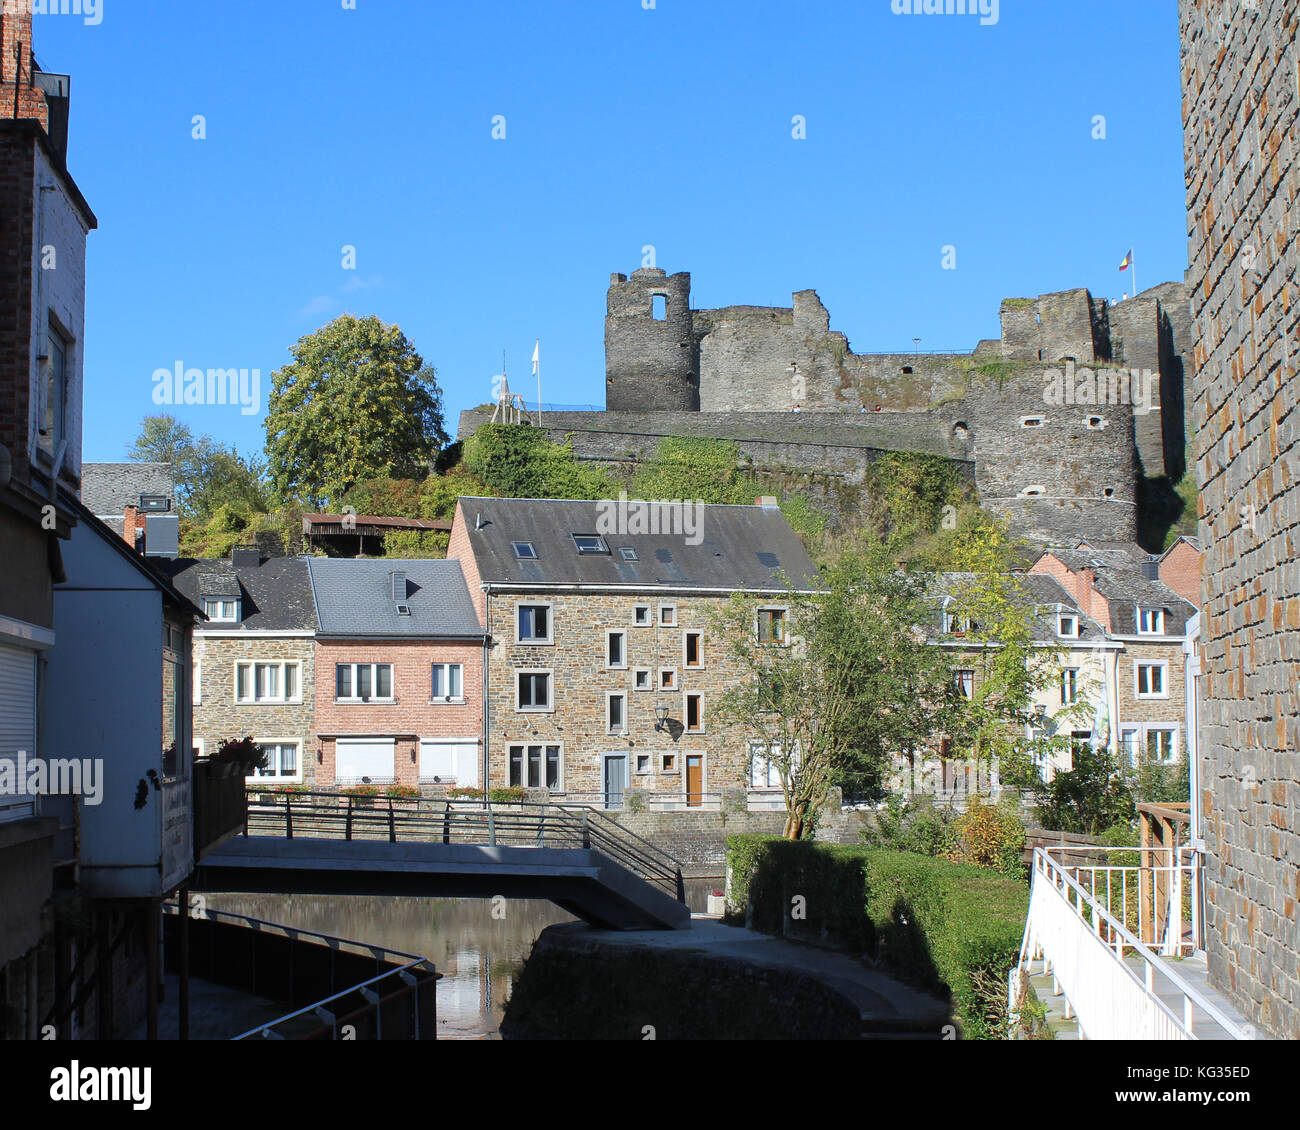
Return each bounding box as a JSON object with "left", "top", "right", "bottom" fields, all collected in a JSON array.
[
  {"left": 122, "top": 505, "right": 144, "bottom": 553},
  {"left": 0, "top": 4, "right": 52, "bottom": 130}
]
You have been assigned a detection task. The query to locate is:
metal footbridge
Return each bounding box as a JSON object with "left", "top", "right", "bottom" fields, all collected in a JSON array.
[{"left": 192, "top": 792, "right": 691, "bottom": 931}]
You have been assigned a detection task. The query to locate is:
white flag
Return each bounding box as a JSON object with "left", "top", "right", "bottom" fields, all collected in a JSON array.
[{"left": 531, "top": 340, "right": 540, "bottom": 375}]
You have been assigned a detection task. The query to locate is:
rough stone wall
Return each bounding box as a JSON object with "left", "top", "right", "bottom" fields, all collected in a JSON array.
[
  {"left": 192, "top": 636, "right": 317, "bottom": 785},
  {"left": 1179, "top": 0, "right": 1300, "bottom": 1039},
  {"left": 484, "top": 590, "right": 777, "bottom": 799},
  {"left": 1114, "top": 639, "right": 1189, "bottom": 747},
  {"left": 605, "top": 269, "right": 698, "bottom": 411}
]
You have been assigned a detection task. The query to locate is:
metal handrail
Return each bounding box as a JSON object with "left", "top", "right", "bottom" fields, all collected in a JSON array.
[
  {"left": 1025, "top": 848, "right": 1253, "bottom": 1039},
  {"left": 242, "top": 790, "right": 686, "bottom": 899}
]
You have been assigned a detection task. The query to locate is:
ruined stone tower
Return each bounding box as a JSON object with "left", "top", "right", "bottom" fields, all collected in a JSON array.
[{"left": 605, "top": 268, "right": 699, "bottom": 411}]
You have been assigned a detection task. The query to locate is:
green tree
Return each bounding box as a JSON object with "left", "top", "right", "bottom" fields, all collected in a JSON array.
[
  {"left": 1035, "top": 746, "right": 1136, "bottom": 835},
  {"left": 711, "top": 538, "right": 961, "bottom": 839},
  {"left": 265, "top": 316, "right": 447, "bottom": 507},
  {"left": 129, "top": 414, "right": 269, "bottom": 524}
]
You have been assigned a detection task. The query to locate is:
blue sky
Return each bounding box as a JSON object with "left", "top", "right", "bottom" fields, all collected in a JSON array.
[{"left": 35, "top": 0, "right": 1187, "bottom": 464}]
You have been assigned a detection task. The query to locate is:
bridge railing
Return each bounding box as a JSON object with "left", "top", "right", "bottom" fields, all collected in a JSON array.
[{"left": 244, "top": 791, "right": 686, "bottom": 903}]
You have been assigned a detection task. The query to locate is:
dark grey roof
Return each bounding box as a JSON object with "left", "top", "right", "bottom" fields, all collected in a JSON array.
[
  {"left": 82, "top": 463, "right": 174, "bottom": 517},
  {"left": 165, "top": 557, "right": 317, "bottom": 631},
  {"left": 455, "top": 498, "right": 819, "bottom": 590},
  {"left": 307, "top": 558, "right": 483, "bottom": 638},
  {"left": 1032, "top": 549, "right": 1196, "bottom": 636},
  {"left": 931, "top": 572, "right": 1110, "bottom": 644}
]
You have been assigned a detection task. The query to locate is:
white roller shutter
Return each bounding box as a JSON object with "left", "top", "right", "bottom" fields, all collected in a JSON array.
[
  {"left": 419, "top": 739, "right": 479, "bottom": 788},
  {"left": 0, "top": 644, "right": 38, "bottom": 822},
  {"left": 334, "top": 738, "right": 396, "bottom": 783}
]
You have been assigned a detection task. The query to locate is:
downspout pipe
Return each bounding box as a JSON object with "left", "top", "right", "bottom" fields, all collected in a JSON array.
[{"left": 481, "top": 583, "right": 491, "bottom": 795}]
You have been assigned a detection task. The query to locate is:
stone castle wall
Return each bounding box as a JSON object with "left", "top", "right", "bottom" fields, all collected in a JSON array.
[{"left": 1179, "top": 0, "right": 1300, "bottom": 1039}]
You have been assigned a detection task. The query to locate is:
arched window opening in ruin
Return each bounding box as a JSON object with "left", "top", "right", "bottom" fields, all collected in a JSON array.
[
  {"left": 1020, "top": 486, "right": 1046, "bottom": 498},
  {"left": 1103, "top": 487, "right": 1115, "bottom": 498},
  {"left": 1087, "top": 415, "right": 1106, "bottom": 429},
  {"left": 902, "top": 366, "right": 914, "bottom": 374},
  {"left": 652, "top": 294, "right": 667, "bottom": 321},
  {"left": 953, "top": 421, "right": 969, "bottom": 439}
]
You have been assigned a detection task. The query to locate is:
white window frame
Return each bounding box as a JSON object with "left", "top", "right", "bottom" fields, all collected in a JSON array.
[
  {"left": 658, "top": 603, "right": 677, "bottom": 628},
  {"left": 1135, "top": 661, "right": 1169, "bottom": 700},
  {"left": 193, "top": 656, "right": 202, "bottom": 706},
  {"left": 683, "top": 630, "right": 703, "bottom": 669},
  {"left": 430, "top": 662, "right": 465, "bottom": 703},
  {"left": 1057, "top": 613, "right": 1079, "bottom": 639},
  {"left": 683, "top": 691, "right": 704, "bottom": 734},
  {"left": 607, "top": 691, "right": 628, "bottom": 735},
  {"left": 334, "top": 662, "right": 395, "bottom": 704},
  {"left": 1137, "top": 607, "right": 1165, "bottom": 635},
  {"left": 748, "top": 742, "right": 785, "bottom": 790},
  {"left": 235, "top": 660, "right": 303, "bottom": 705},
  {"left": 634, "top": 752, "right": 653, "bottom": 776},
  {"left": 507, "top": 741, "right": 564, "bottom": 790},
  {"left": 605, "top": 629, "right": 628, "bottom": 671},
  {"left": 516, "top": 601, "right": 554, "bottom": 646},
  {"left": 756, "top": 606, "right": 788, "bottom": 645},
  {"left": 954, "top": 669, "right": 974, "bottom": 699},
  {"left": 203, "top": 598, "right": 240, "bottom": 623},
  {"left": 658, "top": 667, "right": 678, "bottom": 691},
  {"left": 633, "top": 604, "right": 651, "bottom": 626},
  {"left": 632, "top": 666, "right": 652, "bottom": 691},
  {"left": 1120, "top": 727, "right": 1141, "bottom": 767},
  {"left": 1060, "top": 667, "right": 1079, "bottom": 706},
  {"left": 660, "top": 751, "right": 679, "bottom": 775},
  {"left": 250, "top": 740, "right": 302, "bottom": 783},
  {"left": 1145, "top": 725, "right": 1178, "bottom": 764},
  {"left": 515, "top": 668, "right": 554, "bottom": 713}
]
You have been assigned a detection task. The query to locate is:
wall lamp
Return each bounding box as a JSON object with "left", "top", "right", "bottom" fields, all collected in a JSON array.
[{"left": 654, "top": 704, "right": 670, "bottom": 732}]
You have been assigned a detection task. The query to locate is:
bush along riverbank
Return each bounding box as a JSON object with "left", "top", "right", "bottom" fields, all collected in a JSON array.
[{"left": 725, "top": 835, "right": 1029, "bottom": 1039}]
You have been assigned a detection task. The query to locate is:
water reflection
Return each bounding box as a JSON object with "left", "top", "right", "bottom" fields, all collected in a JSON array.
[{"left": 201, "top": 880, "right": 720, "bottom": 1039}]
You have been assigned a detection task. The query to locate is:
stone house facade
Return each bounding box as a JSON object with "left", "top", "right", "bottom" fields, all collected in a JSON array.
[
  {"left": 447, "top": 497, "right": 820, "bottom": 809},
  {"left": 167, "top": 550, "right": 318, "bottom": 787},
  {"left": 306, "top": 558, "right": 485, "bottom": 790},
  {"left": 1179, "top": 0, "right": 1300, "bottom": 1037}
]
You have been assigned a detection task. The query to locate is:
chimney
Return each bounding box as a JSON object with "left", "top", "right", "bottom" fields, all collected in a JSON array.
[
  {"left": 0, "top": 4, "right": 54, "bottom": 131},
  {"left": 755, "top": 496, "right": 779, "bottom": 508},
  {"left": 122, "top": 505, "right": 143, "bottom": 552}
]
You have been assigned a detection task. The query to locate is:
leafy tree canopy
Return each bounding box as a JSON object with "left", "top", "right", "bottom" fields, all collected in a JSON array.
[
  {"left": 129, "top": 414, "right": 269, "bottom": 524},
  {"left": 265, "top": 316, "right": 448, "bottom": 508},
  {"left": 462, "top": 423, "right": 613, "bottom": 500}
]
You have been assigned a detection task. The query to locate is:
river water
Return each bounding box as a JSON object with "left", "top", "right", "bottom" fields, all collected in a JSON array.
[{"left": 201, "top": 883, "right": 719, "bottom": 1038}]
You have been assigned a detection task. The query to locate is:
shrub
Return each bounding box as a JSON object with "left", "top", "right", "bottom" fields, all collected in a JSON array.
[
  {"left": 726, "top": 834, "right": 1028, "bottom": 1039},
  {"left": 487, "top": 786, "right": 528, "bottom": 804},
  {"left": 212, "top": 736, "right": 267, "bottom": 774},
  {"left": 943, "top": 795, "right": 1027, "bottom": 882},
  {"left": 385, "top": 785, "right": 421, "bottom": 799},
  {"left": 862, "top": 795, "right": 959, "bottom": 858},
  {"left": 1035, "top": 746, "right": 1135, "bottom": 834},
  {"left": 447, "top": 787, "right": 484, "bottom": 799}
]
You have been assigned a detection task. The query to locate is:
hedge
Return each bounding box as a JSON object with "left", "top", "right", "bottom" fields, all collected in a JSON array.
[{"left": 725, "top": 834, "right": 1029, "bottom": 1039}]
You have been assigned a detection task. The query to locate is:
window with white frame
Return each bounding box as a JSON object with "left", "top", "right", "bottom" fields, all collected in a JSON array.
[
  {"left": 1121, "top": 727, "right": 1141, "bottom": 766},
  {"left": 517, "top": 603, "right": 552, "bottom": 644},
  {"left": 1060, "top": 667, "right": 1079, "bottom": 706},
  {"left": 658, "top": 668, "right": 677, "bottom": 691},
  {"left": 661, "top": 752, "right": 678, "bottom": 774},
  {"left": 1135, "top": 662, "right": 1167, "bottom": 698},
  {"left": 683, "top": 631, "right": 702, "bottom": 668},
  {"left": 606, "top": 630, "right": 627, "bottom": 670},
  {"left": 633, "top": 604, "right": 651, "bottom": 626},
  {"left": 431, "top": 663, "right": 464, "bottom": 701},
  {"left": 954, "top": 669, "right": 974, "bottom": 699},
  {"left": 193, "top": 657, "right": 202, "bottom": 706},
  {"left": 236, "top": 661, "right": 301, "bottom": 704},
  {"left": 508, "top": 743, "right": 561, "bottom": 789},
  {"left": 251, "top": 742, "right": 299, "bottom": 780},
  {"left": 1146, "top": 726, "right": 1177, "bottom": 763},
  {"left": 203, "top": 598, "right": 240, "bottom": 623},
  {"left": 633, "top": 667, "right": 652, "bottom": 691},
  {"left": 516, "top": 670, "right": 553, "bottom": 712},
  {"left": 749, "top": 741, "right": 798, "bottom": 788},
  {"left": 684, "top": 692, "right": 703, "bottom": 733},
  {"left": 1137, "top": 607, "right": 1165, "bottom": 635},
  {"left": 335, "top": 663, "right": 393, "bottom": 702},
  {"left": 658, "top": 604, "right": 677, "bottom": 627},
  {"left": 635, "top": 753, "right": 652, "bottom": 775},
  {"left": 1058, "top": 613, "right": 1078, "bottom": 638},
  {"left": 607, "top": 692, "right": 627, "bottom": 733},
  {"left": 757, "top": 608, "right": 787, "bottom": 644}
]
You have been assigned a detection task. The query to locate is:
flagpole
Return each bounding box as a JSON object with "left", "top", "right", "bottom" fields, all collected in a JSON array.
[
  {"left": 1131, "top": 251, "right": 1137, "bottom": 300},
  {"left": 534, "top": 339, "right": 542, "bottom": 425}
]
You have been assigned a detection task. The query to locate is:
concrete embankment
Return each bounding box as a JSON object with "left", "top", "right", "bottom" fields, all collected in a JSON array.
[{"left": 501, "top": 917, "right": 951, "bottom": 1040}]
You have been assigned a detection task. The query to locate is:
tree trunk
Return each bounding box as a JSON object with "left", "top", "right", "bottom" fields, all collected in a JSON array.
[{"left": 783, "top": 810, "right": 804, "bottom": 840}]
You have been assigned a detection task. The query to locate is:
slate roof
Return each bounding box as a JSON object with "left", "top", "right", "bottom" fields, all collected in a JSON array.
[
  {"left": 82, "top": 463, "right": 175, "bottom": 518},
  {"left": 165, "top": 557, "right": 317, "bottom": 631},
  {"left": 307, "top": 558, "right": 483, "bottom": 638},
  {"left": 1033, "top": 548, "right": 1196, "bottom": 637},
  {"left": 455, "top": 498, "right": 820, "bottom": 590},
  {"left": 930, "top": 572, "right": 1111, "bottom": 644}
]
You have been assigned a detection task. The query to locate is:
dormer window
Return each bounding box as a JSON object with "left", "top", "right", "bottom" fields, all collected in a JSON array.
[
  {"left": 512, "top": 541, "right": 538, "bottom": 560},
  {"left": 1058, "top": 613, "right": 1079, "bottom": 638},
  {"left": 572, "top": 534, "right": 610, "bottom": 555},
  {"left": 203, "top": 597, "right": 240, "bottom": 623},
  {"left": 1137, "top": 607, "right": 1165, "bottom": 634}
]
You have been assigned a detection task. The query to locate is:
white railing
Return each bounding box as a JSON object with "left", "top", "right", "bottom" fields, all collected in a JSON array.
[{"left": 1019, "top": 847, "right": 1254, "bottom": 1040}]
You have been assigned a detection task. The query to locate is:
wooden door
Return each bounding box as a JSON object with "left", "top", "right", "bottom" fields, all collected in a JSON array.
[{"left": 685, "top": 755, "right": 703, "bottom": 808}]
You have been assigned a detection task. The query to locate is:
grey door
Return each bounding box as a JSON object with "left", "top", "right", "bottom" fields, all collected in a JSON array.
[{"left": 603, "top": 754, "right": 627, "bottom": 810}]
